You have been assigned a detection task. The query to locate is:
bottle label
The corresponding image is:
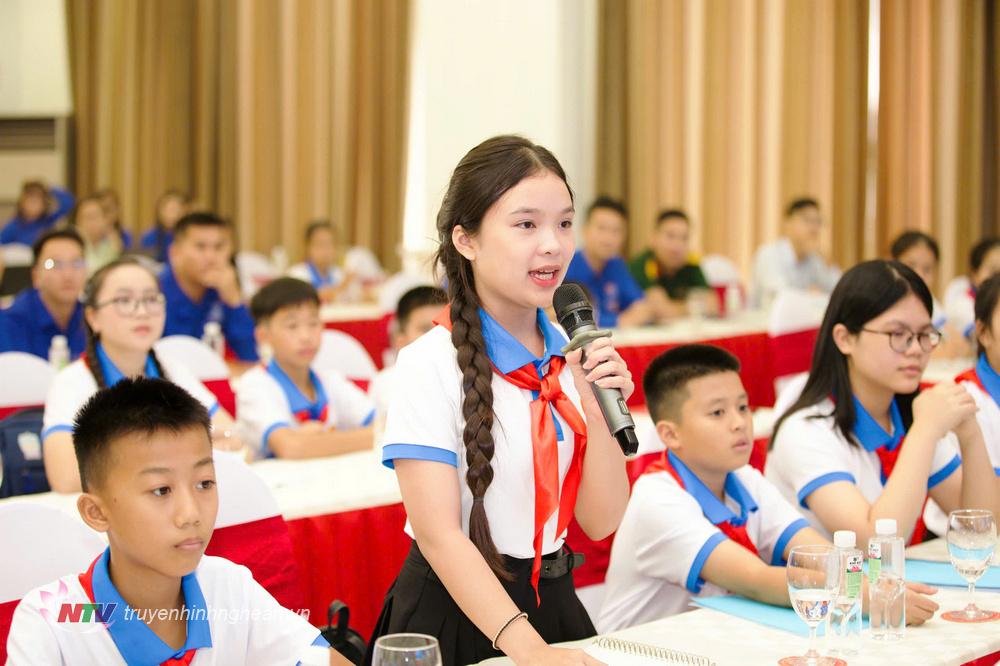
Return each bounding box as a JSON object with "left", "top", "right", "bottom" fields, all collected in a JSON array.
[
  {"left": 845, "top": 554, "right": 863, "bottom": 598},
  {"left": 868, "top": 542, "right": 881, "bottom": 582}
]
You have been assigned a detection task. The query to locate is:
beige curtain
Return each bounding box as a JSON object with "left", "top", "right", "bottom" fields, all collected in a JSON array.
[
  {"left": 66, "top": 0, "right": 410, "bottom": 270},
  {"left": 597, "top": 0, "right": 998, "bottom": 288}
]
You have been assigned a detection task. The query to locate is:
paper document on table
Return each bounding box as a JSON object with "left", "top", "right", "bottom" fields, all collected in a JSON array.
[{"left": 585, "top": 637, "right": 715, "bottom": 665}]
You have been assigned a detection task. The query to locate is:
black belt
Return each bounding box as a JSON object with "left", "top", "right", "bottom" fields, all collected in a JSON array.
[{"left": 539, "top": 547, "right": 585, "bottom": 580}]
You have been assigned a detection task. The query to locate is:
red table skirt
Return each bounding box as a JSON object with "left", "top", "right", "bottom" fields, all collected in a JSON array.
[
  {"left": 285, "top": 502, "right": 411, "bottom": 639},
  {"left": 325, "top": 314, "right": 393, "bottom": 370}
]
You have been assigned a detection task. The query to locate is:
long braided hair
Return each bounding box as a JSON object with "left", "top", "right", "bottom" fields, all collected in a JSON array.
[
  {"left": 82, "top": 257, "right": 166, "bottom": 389},
  {"left": 433, "top": 135, "right": 572, "bottom": 579}
]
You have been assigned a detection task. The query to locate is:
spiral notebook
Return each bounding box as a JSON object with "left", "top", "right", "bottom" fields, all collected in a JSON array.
[{"left": 585, "top": 637, "right": 716, "bottom": 665}]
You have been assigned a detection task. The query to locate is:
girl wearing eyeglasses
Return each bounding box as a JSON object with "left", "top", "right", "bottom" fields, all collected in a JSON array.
[
  {"left": 41, "top": 257, "right": 241, "bottom": 492},
  {"left": 766, "top": 260, "right": 992, "bottom": 550}
]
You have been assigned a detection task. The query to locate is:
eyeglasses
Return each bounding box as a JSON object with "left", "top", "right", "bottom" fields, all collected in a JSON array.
[
  {"left": 94, "top": 293, "right": 166, "bottom": 316},
  {"left": 861, "top": 327, "right": 942, "bottom": 353},
  {"left": 42, "top": 258, "right": 86, "bottom": 272}
]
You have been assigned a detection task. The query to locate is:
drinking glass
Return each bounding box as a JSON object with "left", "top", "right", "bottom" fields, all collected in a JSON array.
[
  {"left": 372, "top": 633, "right": 443, "bottom": 666},
  {"left": 943, "top": 509, "right": 1000, "bottom": 622},
  {"left": 779, "top": 545, "right": 845, "bottom": 666}
]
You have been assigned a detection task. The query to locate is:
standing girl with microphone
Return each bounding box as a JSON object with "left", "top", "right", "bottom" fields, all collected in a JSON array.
[{"left": 370, "top": 136, "right": 632, "bottom": 665}]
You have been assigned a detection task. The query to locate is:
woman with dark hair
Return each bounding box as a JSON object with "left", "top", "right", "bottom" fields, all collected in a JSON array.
[
  {"left": 956, "top": 274, "right": 1000, "bottom": 475},
  {"left": 0, "top": 180, "right": 75, "bottom": 246},
  {"left": 890, "top": 230, "right": 943, "bottom": 328},
  {"left": 766, "top": 260, "right": 992, "bottom": 550},
  {"left": 370, "top": 136, "right": 632, "bottom": 665},
  {"left": 140, "top": 189, "right": 191, "bottom": 262}
]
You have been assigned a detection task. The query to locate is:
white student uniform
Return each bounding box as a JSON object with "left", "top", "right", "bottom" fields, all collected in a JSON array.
[
  {"left": 598, "top": 452, "right": 809, "bottom": 633},
  {"left": 381, "top": 308, "right": 581, "bottom": 559},
  {"left": 944, "top": 276, "right": 975, "bottom": 339},
  {"left": 766, "top": 397, "right": 961, "bottom": 539},
  {"left": 235, "top": 359, "right": 375, "bottom": 458},
  {"left": 367, "top": 364, "right": 397, "bottom": 420},
  {"left": 6, "top": 549, "right": 326, "bottom": 665},
  {"left": 287, "top": 262, "right": 343, "bottom": 290},
  {"left": 42, "top": 345, "right": 220, "bottom": 442},
  {"left": 957, "top": 356, "right": 1000, "bottom": 474}
]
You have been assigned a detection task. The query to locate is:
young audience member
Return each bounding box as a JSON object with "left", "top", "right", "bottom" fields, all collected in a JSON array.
[
  {"left": 890, "top": 231, "right": 945, "bottom": 329},
  {"left": 0, "top": 228, "right": 87, "bottom": 360},
  {"left": 750, "top": 197, "right": 840, "bottom": 307},
  {"left": 368, "top": 285, "right": 448, "bottom": 417},
  {"left": 42, "top": 258, "right": 239, "bottom": 493},
  {"left": 236, "top": 277, "right": 375, "bottom": 459},
  {"left": 599, "top": 345, "right": 939, "bottom": 632},
  {"left": 95, "top": 187, "right": 133, "bottom": 249},
  {"left": 287, "top": 221, "right": 353, "bottom": 303},
  {"left": 68, "top": 195, "right": 123, "bottom": 274},
  {"left": 371, "top": 135, "right": 631, "bottom": 664},
  {"left": 0, "top": 180, "right": 74, "bottom": 246},
  {"left": 140, "top": 190, "right": 191, "bottom": 263},
  {"left": 767, "top": 260, "right": 990, "bottom": 546},
  {"left": 8, "top": 378, "right": 349, "bottom": 664},
  {"left": 628, "top": 209, "right": 714, "bottom": 319},
  {"left": 957, "top": 274, "right": 1000, "bottom": 471},
  {"left": 161, "top": 212, "right": 259, "bottom": 361},
  {"left": 944, "top": 237, "right": 1000, "bottom": 342},
  {"left": 564, "top": 196, "right": 652, "bottom": 327}
]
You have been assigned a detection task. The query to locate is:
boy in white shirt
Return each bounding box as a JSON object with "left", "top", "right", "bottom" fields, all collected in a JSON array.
[
  {"left": 368, "top": 285, "right": 447, "bottom": 417},
  {"left": 237, "top": 277, "right": 375, "bottom": 459},
  {"left": 7, "top": 377, "right": 351, "bottom": 665}
]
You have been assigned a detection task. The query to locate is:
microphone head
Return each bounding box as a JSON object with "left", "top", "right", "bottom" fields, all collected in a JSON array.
[{"left": 554, "top": 282, "right": 595, "bottom": 334}]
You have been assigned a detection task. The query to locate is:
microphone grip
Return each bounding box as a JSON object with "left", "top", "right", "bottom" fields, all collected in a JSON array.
[{"left": 590, "top": 380, "right": 639, "bottom": 457}]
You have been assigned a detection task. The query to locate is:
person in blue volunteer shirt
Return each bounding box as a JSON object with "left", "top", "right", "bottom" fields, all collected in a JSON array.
[
  {"left": 564, "top": 196, "right": 653, "bottom": 328},
  {"left": 160, "top": 211, "right": 259, "bottom": 361},
  {"left": 0, "top": 181, "right": 75, "bottom": 246},
  {"left": 0, "top": 228, "right": 87, "bottom": 360},
  {"left": 140, "top": 189, "right": 190, "bottom": 263}
]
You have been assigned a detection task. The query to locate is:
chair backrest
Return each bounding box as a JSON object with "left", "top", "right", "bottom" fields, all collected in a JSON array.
[
  {"left": 376, "top": 272, "right": 434, "bottom": 315},
  {"left": 0, "top": 244, "right": 33, "bottom": 268},
  {"left": 236, "top": 251, "right": 278, "bottom": 299},
  {"left": 153, "top": 335, "right": 230, "bottom": 381},
  {"left": 767, "top": 288, "right": 827, "bottom": 336},
  {"left": 313, "top": 330, "right": 378, "bottom": 380},
  {"left": 0, "top": 352, "right": 56, "bottom": 409},
  {"left": 0, "top": 503, "right": 105, "bottom": 602},
  {"left": 700, "top": 254, "right": 742, "bottom": 286},
  {"left": 773, "top": 371, "right": 809, "bottom": 418},
  {"left": 343, "top": 247, "right": 385, "bottom": 283},
  {"left": 0, "top": 408, "right": 49, "bottom": 498},
  {"left": 204, "top": 451, "right": 306, "bottom": 612}
]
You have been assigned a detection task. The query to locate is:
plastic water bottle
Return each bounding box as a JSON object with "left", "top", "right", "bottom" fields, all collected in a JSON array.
[
  {"left": 270, "top": 245, "right": 289, "bottom": 274},
  {"left": 724, "top": 284, "right": 742, "bottom": 317},
  {"left": 830, "top": 530, "right": 863, "bottom": 657},
  {"left": 48, "top": 335, "right": 69, "bottom": 370},
  {"left": 202, "top": 322, "right": 225, "bottom": 357},
  {"left": 868, "top": 518, "right": 906, "bottom": 640}
]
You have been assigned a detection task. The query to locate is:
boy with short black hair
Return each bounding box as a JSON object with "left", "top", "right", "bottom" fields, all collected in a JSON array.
[
  {"left": 237, "top": 277, "right": 375, "bottom": 459},
  {"left": 7, "top": 377, "right": 346, "bottom": 664},
  {"left": 598, "top": 344, "right": 826, "bottom": 632}
]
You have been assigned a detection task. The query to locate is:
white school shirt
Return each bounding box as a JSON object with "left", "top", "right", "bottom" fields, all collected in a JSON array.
[
  {"left": 41, "top": 355, "right": 220, "bottom": 441},
  {"left": 765, "top": 398, "right": 961, "bottom": 539},
  {"left": 958, "top": 357, "right": 1000, "bottom": 474},
  {"left": 367, "top": 364, "right": 397, "bottom": 419},
  {"left": 598, "top": 455, "right": 809, "bottom": 633},
  {"left": 287, "top": 262, "right": 344, "bottom": 290},
  {"left": 381, "top": 308, "right": 583, "bottom": 559},
  {"left": 6, "top": 550, "right": 325, "bottom": 666},
  {"left": 749, "top": 238, "right": 841, "bottom": 307},
  {"left": 944, "top": 276, "right": 975, "bottom": 339},
  {"left": 235, "top": 361, "right": 375, "bottom": 458}
]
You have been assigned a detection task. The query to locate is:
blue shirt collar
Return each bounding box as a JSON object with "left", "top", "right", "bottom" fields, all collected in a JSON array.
[
  {"left": 91, "top": 547, "right": 212, "bottom": 665},
  {"left": 95, "top": 342, "right": 160, "bottom": 386},
  {"left": 266, "top": 358, "right": 328, "bottom": 419},
  {"left": 306, "top": 262, "right": 334, "bottom": 288},
  {"left": 161, "top": 264, "right": 218, "bottom": 309},
  {"left": 667, "top": 451, "right": 758, "bottom": 527},
  {"left": 976, "top": 354, "right": 1000, "bottom": 407},
  {"left": 852, "top": 396, "right": 904, "bottom": 452},
  {"left": 479, "top": 308, "right": 567, "bottom": 375},
  {"left": 27, "top": 288, "right": 85, "bottom": 337}
]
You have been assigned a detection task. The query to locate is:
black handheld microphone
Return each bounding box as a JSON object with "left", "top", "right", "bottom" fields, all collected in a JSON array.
[{"left": 554, "top": 283, "right": 639, "bottom": 457}]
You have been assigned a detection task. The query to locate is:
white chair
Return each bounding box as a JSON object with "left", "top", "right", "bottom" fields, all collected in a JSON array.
[
  {"left": 767, "top": 288, "right": 827, "bottom": 399},
  {"left": 700, "top": 254, "right": 742, "bottom": 286},
  {"left": 153, "top": 335, "right": 230, "bottom": 381},
  {"left": 0, "top": 244, "right": 33, "bottom": 268},
  {"left": 377, "top": 272, "right": 435, "bottom": 315},
  {"left": 212, "top": 450, "right": 280, "bottom": 528},
  {"left": 0, "top": 353, "right": 57, "bottom": 410},
  {"left": 236, "top": 251, "right": 278, "bottom": 299},
  {"left": 575, "top": 583, "right": 606, "bottom": 626},
  {"left": 0, "top": 503, "right": 105, "bottom": 602},
  {"left": 773, "top": 372, "right": 809, "bottom": 418},
  {"left": 314, "top": 329, "right": 378, "bottom": 380},
  {"left": 344, "top": 246, "right": 385, "bottom": 283}
]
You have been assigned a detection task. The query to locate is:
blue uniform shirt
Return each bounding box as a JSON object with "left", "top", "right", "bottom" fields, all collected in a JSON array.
[
  {"left": 0, "top": 187, "right": 75, "bottom": 246},
  {"left": 139, "top": 227, "right": 174, "bottom": 262},
  {"left": 564, "top": 250, "right": 645, "bottom": 327},
  {"left": 0, "top": 288, "right": 85, "bottom": 360},
  {"left": 160, "top": 264, "right": 259, "bottom": 361}
]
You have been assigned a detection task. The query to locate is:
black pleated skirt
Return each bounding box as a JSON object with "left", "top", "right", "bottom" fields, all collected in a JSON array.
[{"left": 366, "top": 542, "right": 596, "bottom": 666}]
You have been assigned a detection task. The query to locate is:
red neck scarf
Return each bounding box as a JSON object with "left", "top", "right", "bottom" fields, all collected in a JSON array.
[
  {"left": 644, "top": 452, "right": 759, "bottom": 557},
  {"left": 435, "top": 306, "right": 587, "bottom": 603}
]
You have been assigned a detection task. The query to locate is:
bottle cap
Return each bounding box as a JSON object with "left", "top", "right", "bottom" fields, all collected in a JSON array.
[
  {"left": 875, "top": 518, "right": 897, "bottom": 536},
  {"left": 51, "top": 335, "right": 67, "bottom": 348},
  {"left": 204, "top": 322, "right": 222, "bottom": 336},
  {"left": 833, "top": 530, "right": 856, "bottom": 548}
]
